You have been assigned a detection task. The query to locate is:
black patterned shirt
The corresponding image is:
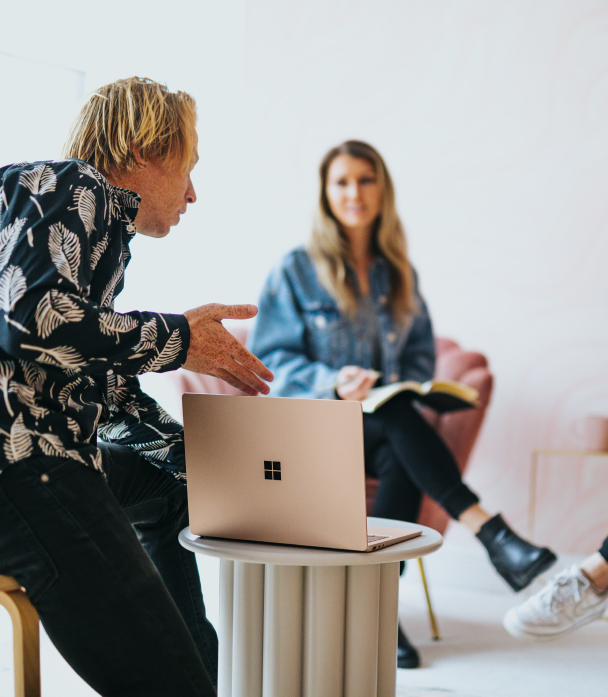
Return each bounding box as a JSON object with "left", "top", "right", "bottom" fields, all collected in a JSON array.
[{"left": 0, "top": 159, "right": 190, "bottom": 479}]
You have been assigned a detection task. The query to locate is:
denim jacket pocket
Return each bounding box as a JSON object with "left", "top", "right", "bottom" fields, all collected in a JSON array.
[{"left": 302, "top": 304, "right": 349, "bottom": 367}]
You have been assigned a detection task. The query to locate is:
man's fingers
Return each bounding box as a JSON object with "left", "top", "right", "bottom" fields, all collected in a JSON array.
[
  {"left": 184, "top": 302, "right": 258, "bottom": 323},
  {"left": 211, "top": 326, "right": 273, "bottom": 382},
  {"left": 182, "top": 302, "right": 272, "bottom": 390},
  {"left": 230, "top": 342, "right": 274, "bottom": 382},
  {"left": 212, "top": 303, "right": 258, "bottom": 321},
  {"left": 224, "top": 356, "right": 270, "bottom": 395},
  {"left": 213, "top": 367, "right": 259, "bottom": 396}
]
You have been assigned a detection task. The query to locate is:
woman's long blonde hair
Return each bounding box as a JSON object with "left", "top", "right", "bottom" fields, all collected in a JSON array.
[{"left": 308, "top": 140, "right": 416, "bottom": 320}]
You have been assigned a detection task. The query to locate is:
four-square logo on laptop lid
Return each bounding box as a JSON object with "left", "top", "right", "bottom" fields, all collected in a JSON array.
[{"left": 264, "top": 461, "right": 281, "bottom": 480}]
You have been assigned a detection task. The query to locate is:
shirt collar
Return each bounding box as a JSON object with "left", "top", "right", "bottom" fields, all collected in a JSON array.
[{"left": 109, "top": 185, "right": 140, "bottom": 236}]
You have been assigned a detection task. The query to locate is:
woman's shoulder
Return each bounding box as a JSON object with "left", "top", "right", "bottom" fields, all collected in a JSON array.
[
  {"left": 269, "top": 246, "right": 318, "bottom": 284},
  {"left": 265, "top": 246, "right": 336, "bottom": 306},
  {"left": 275, "top": 245, "right": 314, "bottom": 271}
]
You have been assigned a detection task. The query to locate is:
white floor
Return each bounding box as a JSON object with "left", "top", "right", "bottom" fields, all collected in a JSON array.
[
  {"left": 1, "top": 529, "right": 605, "bottom": 696},
  {"left": 397, "top": 530, "right": 606, "bottom": 697}
]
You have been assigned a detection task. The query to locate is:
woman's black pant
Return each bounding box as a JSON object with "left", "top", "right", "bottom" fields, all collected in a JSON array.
[{"left": 364, "top": 394, "right": 480, "bottom": 524}]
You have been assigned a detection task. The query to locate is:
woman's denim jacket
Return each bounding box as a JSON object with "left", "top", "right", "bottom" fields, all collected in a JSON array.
[{"left": 248, "top": 248, "right": 435, "bottom": 399}]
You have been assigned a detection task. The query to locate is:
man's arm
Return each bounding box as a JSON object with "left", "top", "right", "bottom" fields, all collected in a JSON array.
[
  {"left": 1, "top": 161, "right": 188, "bottom": 376},
  {"left": 98, "top": 374, "right": 187, "bottom": 479},
  {"left": 1, "top": 161, "right": 272, "bottom": 392}
]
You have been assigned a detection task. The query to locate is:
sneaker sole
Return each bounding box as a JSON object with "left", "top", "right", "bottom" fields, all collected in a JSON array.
[{"left": 503, "top": 605, "right": 606, "bottom": 641}]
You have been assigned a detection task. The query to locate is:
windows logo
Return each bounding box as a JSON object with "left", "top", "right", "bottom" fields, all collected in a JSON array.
[{"left": 264, "top": 461, "right": 281, "bottom": 481}]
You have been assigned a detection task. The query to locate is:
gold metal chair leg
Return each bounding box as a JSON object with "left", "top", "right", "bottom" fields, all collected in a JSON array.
[
  {"left": 417, "top": 557, "right": 441, "bottom": 641},
  {"left": 0, "top": 587, "right": 41, "bottom": 697}
]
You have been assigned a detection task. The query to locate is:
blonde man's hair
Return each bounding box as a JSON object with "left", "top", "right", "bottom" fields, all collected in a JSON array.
[
  {"left": 308, "top": 140, "right": 417, "bottom": 320},
  {"left": 62, "top": 77, "right": 198, "bottom": 177}
]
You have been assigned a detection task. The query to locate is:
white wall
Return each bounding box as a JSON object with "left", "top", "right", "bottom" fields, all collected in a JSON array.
[
  {"left": 243, "top": 0, "right": 608, "bottom": 554},
  {"left": 0, "top": 54, "right": 84, "bottom": 163},
  {"left": 3, "top": 0, "right": 608, "bottom": 552}
]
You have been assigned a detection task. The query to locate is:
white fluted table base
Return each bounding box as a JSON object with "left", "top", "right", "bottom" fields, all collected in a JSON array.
[
  {"left": 179, "top": 519, "right": 442, "bottom": 697},
  {"left": 218, "top": 559, "right": 399, "bottom": 697}
]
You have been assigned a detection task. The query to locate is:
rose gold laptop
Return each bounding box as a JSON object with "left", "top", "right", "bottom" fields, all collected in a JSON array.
[{"left": 182, "top": 394, "right": 421, "bottom": 552}]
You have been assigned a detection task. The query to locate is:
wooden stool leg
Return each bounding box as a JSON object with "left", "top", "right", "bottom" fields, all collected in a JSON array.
[
  {"left": 417, "top": 558, "right": 441, "bottom": 641},
  {"left": 0, "top": 589, "right": 41, "bottom": 697}
]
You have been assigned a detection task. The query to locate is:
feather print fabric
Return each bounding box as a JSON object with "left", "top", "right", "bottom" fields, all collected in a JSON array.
[{"left": 0, "top": 159, "right": 189, "bottom": 479}]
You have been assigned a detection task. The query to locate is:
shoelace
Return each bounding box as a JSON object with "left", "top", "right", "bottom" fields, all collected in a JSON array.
[{"left": 537, "top": 565, "right": 588, "bottom": 615}]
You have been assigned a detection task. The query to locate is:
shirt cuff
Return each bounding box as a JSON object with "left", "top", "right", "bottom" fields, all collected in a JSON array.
[{"left": 159, "top": 312, "right": 191, "bottom": 372}]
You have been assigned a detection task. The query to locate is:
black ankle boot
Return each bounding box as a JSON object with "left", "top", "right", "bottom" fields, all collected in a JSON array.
[
  {"left": 476, "top": 513, "right": 557, "bottom": 591},
  {"left": 397, "top": 624, "right": 420, "bottom": 669}
]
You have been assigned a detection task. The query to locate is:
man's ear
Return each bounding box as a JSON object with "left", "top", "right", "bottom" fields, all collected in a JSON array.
[{"left": 132, "top": 148, "right": 147, "bottom": 168}]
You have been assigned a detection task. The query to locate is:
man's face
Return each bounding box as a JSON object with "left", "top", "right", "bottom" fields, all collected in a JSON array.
[{"left": 122, "top": 158, "right": 197, "bottom": 238}]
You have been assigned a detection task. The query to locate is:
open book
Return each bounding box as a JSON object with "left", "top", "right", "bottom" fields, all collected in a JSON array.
[{"left": 361, "top": 379, "right": 480, "bottom": 414}]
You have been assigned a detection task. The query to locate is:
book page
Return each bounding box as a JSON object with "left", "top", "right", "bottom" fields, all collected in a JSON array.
[
  {"left": 360, "top": 381, "right": 420, "bottom": 413},
  {"left": 360, "top": 380, "right": 479, "bottom": 414}
]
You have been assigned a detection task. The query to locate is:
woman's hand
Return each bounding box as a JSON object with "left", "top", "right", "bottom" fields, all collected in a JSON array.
[
  {"left": 182, "top": 303, "right": 273, "bottom": 396},
  {"left": 336, "top": 365, "right": 379, "bottom": 401}
]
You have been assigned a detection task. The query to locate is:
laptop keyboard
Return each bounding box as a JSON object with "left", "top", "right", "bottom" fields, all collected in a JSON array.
[{"left": 367, "top": 534, "right": 389, "bottom": 543}]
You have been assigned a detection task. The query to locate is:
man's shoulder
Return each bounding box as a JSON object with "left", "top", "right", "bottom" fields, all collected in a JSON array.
[
  {"left": 1, "top": 158, "right": 109, "bottom": 191},
  {"left": 1, "top": 158, "right": 87, "bottom": 173}
]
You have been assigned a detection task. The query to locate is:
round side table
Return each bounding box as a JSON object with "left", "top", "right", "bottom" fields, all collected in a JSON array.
[{"left": 179, "top": 517, "right": 442, "bottom": 697}]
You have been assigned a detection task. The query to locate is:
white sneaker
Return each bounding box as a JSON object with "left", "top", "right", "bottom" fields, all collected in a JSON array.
[{"left": 503, "top": 564, "right": 608, "bottom": 641}]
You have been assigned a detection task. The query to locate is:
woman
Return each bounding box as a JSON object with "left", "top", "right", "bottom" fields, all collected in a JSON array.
[{"left": 248, "top": 140, "right": 556, "bottom": 667}]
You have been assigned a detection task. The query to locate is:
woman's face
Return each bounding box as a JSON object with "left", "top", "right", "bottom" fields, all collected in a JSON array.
[{"left": 325, "top": 154, "right": 382, "bottom": 237}]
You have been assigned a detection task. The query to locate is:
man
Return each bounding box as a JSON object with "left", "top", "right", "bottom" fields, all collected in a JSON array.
[{"left": 0, "top": 76, "right": 272, "bottom": 696}]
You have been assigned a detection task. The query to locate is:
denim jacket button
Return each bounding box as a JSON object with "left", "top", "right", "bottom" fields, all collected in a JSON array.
[
  {"left": 389, "top": 372, "right": 400, "bottom": 383},
  {"left": 378, "top": 295, "right": 387, "bottom": 305},
  {"left": 387, "top": 332, "right": 397, "bottom": 343},
  {"left": 314, "top": 315, "right": 327, "bottom": 329}
]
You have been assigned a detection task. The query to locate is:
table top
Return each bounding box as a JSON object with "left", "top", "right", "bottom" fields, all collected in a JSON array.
[{"left": 179, "top": 517, "right": 443, "bottom": 566}]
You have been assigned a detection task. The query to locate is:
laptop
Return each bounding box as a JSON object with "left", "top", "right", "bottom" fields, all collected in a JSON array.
[{"left": 182, "top": 394, "right": 422, "bottom": 552}]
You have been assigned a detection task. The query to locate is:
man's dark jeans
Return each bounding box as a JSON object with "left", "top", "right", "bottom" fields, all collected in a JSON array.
[{"left": 0, "top": 442, "right": 218, "bottom": 697}]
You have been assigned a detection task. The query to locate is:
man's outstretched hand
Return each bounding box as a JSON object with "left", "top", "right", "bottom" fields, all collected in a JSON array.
[{"left": 182, "top": 303, "right": 273, "bottom": 396}]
